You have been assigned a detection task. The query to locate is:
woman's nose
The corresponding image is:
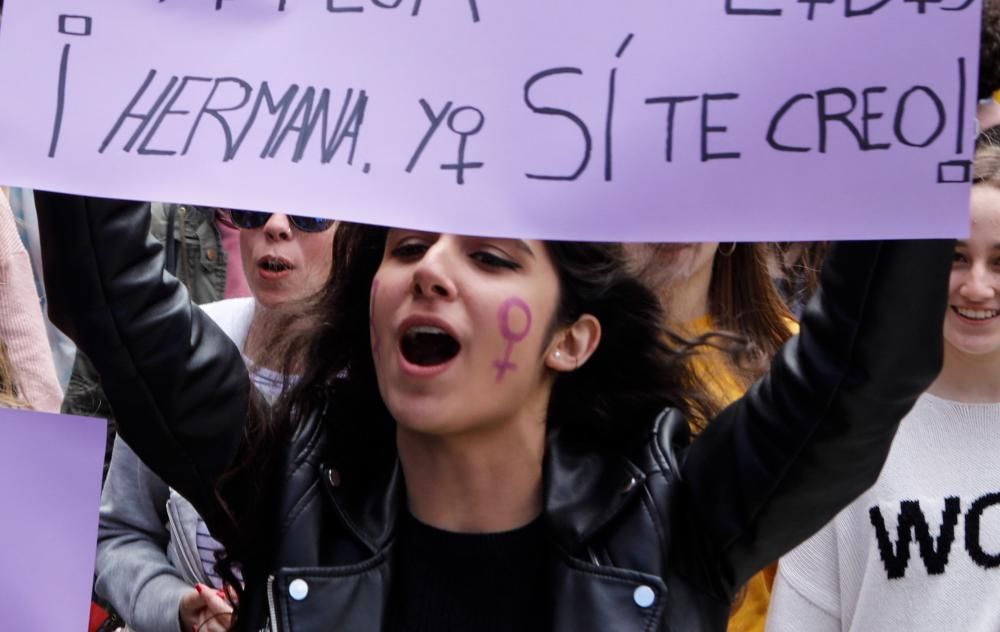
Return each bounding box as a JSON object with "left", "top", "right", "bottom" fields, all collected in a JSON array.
[
  {"left": 959, "top": 265, "right": 997, "bottom": 302},
  {"left": 411, "top": 239, "right": 458, "bottom": 300},
  {"left": 263, "top": 214, "right": 293, "bottom": 241}
]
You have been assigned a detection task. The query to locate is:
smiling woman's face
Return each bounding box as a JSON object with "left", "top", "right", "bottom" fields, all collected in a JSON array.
[
  {"left": 369, "top": 230, "right": 563, "bottom": 438},
  {"left": 943, "top": 184, "right": 1000, "bottom": 358}
]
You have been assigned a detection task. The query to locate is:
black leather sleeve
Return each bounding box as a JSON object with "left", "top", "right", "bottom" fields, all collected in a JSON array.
[
  {"left": 673, "top": 239, "right": 953, "bottom": 597},
  {"left": 35, "top": 191, "right": 250, "bottom": 541}
]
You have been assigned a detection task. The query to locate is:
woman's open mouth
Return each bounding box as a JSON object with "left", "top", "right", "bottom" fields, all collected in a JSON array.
[
  {"left": 258, "top": 255, "right": 294, "bottom": 279},
  {"left": 400, "top": 325, "right": 461, "bottom": 368},
  {"left": 952, "top": 306, "right": 999, "bottom": 323}
]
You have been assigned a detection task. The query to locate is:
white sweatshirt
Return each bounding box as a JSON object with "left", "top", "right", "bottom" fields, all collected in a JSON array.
[{"left": 766, "top": 394, "right": 1000, "bottom": 632}]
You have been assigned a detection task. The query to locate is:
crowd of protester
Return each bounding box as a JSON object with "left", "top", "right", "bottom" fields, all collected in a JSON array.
[{"left": 0, "top": 2, "right": 997, "bottom": 632}]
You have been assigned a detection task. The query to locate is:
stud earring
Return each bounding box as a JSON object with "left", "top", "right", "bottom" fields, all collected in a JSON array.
[{"left": 554, "top": 351, "right": 562, "bottom": 359}]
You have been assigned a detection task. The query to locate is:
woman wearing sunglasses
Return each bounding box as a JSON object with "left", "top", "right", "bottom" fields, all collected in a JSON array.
[
  {"left": 94, "top": 209, "right": 334, "bottom": 632},
  {"left": 224, "top": 210, "right": 336, "bottom": 316},
  {"left": 38, "top": 189, "right": 952, "bottom": 632}
]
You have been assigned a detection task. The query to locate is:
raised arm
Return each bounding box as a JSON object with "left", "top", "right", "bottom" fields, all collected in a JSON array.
[
  {"left": 35, "top": 191, "right": 250, "bottom": 540},
  {"left": 674, "top": 239, "right": 952, "bottom": 596}
]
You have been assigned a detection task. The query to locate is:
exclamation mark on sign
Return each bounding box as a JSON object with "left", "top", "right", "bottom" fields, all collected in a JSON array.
[
  {"left": 937, "top": 56, "right": 971, "bottom": 184},
  {"left": 49, "top": 14, "right": 93, "bottom": 158}
]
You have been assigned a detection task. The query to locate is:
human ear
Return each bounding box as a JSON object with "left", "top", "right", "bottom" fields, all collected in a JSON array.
[{"left": 545, "top": 314, "right": 601, "bottom": 372}]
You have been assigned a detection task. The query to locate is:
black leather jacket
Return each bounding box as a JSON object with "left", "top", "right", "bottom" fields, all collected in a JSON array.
[{"left": 37, "top": 192, "right": 953, "bottom": 632}]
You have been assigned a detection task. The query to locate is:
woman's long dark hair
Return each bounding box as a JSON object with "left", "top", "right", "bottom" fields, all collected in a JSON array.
[
  {"left": 707, "top": 243, "right": 795, "bottom": 386},
  {"left": 981, "top": 0, "right": 1000, "bottom": 100},
  {"left": 215, "top": 225, "right": 713, "bottom": 620},
  {"left": 772, "top": 242, "right": 828, "bottom": 316}
]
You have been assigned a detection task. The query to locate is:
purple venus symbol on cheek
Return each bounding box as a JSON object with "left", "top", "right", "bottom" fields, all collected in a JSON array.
[
  {"left": 370, "top": 280, "right": 380, "bottom": 357},
  {"left": 493, "top": 297, "right": 533, "bottom": 382}
]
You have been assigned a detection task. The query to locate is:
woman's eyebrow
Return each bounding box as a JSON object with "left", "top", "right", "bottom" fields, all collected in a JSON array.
[
  {"left": 955, "top": 241, "right": 1000, "bottom": 252},
  {"left": 511, "top": 240, "right": 536, "bottom": 258}
]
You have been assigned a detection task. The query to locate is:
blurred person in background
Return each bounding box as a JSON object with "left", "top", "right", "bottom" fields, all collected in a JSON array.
[
  {"left": 0, "top": 188, "right": 62, "bottom": 412},
  {"left": 771, "top": 242, "right": 828, "bottom": 318},
  {"left": 0, "top": 342, "right": 26, "bottom": 409},
  {"left": 149, "top": 203, "right": 251, "bottom": 303},
  {"left": 624, "top": 242, "right": 795, "bottom": 632},
  {"left": 624, "top": 242, "right": 794, "bottom": 430},
  {"left": 979, "top": 0, "right": 1000, "bottom": 130},
  {"left": 6, "top": 188, "right": 77, "bottom": 389},
  {"left": 95, "top": 209, "right": 335, "bottom": 632}
]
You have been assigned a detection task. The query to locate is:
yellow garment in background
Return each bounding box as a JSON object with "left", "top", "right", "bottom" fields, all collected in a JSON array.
[
  {"left": 683, "top": 315, "right": 749, "bottom": 413},
  {"left": 682, "top": 315, "right": 797, "bottom": 632}
]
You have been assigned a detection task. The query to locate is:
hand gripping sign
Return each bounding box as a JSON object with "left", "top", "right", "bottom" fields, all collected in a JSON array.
[{"left": 0, "top": 0, "right": 983, "bottom": 241}]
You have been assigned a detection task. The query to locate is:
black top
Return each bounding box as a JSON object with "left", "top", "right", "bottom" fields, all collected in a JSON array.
[{"left": 387, "top": 511, "right": 549, "bottom": 632}]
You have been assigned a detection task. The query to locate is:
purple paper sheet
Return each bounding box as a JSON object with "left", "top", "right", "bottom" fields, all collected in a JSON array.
[
  {"left": 0, "top": 408, "right": 106, "bottom": 631},
  {"left": 0, "top": 0, "right": 983, "bottom": 241}
]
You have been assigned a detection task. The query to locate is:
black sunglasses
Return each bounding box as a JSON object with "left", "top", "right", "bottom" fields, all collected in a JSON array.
[{"left": 225, "top": 209, "right": 334, "bottom": 233}]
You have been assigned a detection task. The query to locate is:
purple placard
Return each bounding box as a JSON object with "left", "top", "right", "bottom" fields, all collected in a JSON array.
[
  {"left": 0, "top": 408, "right": 106, "bottom": 630},
  {"left": 0, "top": 0, "right": 983, "bottom": 241}
]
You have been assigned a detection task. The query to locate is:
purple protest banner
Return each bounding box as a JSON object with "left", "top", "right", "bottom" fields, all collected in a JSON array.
[
  {"left": 0, "top": 0, "right": 983, "bottom": 241},
  {"left": 0, "top": 408, "right": 106, "bottom": 630}
]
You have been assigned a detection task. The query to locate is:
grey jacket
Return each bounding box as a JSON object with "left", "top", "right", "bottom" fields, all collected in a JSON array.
[
  {"left": 94, "top": 298, "right": 255, "bottom": 632},
  {"left": 95, "top": 438, "right": 209, "bottom": 632}
]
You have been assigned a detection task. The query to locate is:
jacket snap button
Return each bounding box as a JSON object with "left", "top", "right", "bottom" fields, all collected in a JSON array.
[
  {"left": 622, "top": 477, "right": 637, "bottom": 494},
  {"left": 327, "top": 468, "right": 341, "bottom": 488},
  {"left": 289, "top": 578, "right": 309, "bottom": 601},
  {"left": 633, "top": 585, "right": 655, "bottom": 608}
]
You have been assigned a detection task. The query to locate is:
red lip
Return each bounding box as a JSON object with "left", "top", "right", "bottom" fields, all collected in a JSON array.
[{"left": 256, "top": 254, "right": 295, "bottom": 280}]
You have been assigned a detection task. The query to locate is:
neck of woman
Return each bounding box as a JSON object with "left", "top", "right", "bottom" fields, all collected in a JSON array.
[
  {"left": 928, "top": 343, "right": 1000, "bottom": 403},
  {"left": 244, "top": 302, "right": 283, "bottom": 371},
  {"left": 662, "top": 266, "right": 712, "bottom": 328},
  {"left": 397, "top": 407, "right": 547, "bottom": 534}
]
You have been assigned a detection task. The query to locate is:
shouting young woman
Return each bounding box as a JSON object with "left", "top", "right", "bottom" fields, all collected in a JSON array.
[{"left": 37, "top": 191, "right": 951, "bottom": 632}]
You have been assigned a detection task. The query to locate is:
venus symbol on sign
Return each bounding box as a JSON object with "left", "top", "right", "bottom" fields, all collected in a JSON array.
[
  {"left": 493, "top": 298, "right": 532, "bottom": 382},
  {"left": 407, "top": 99, "right": 485, "bottom": 185}
]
